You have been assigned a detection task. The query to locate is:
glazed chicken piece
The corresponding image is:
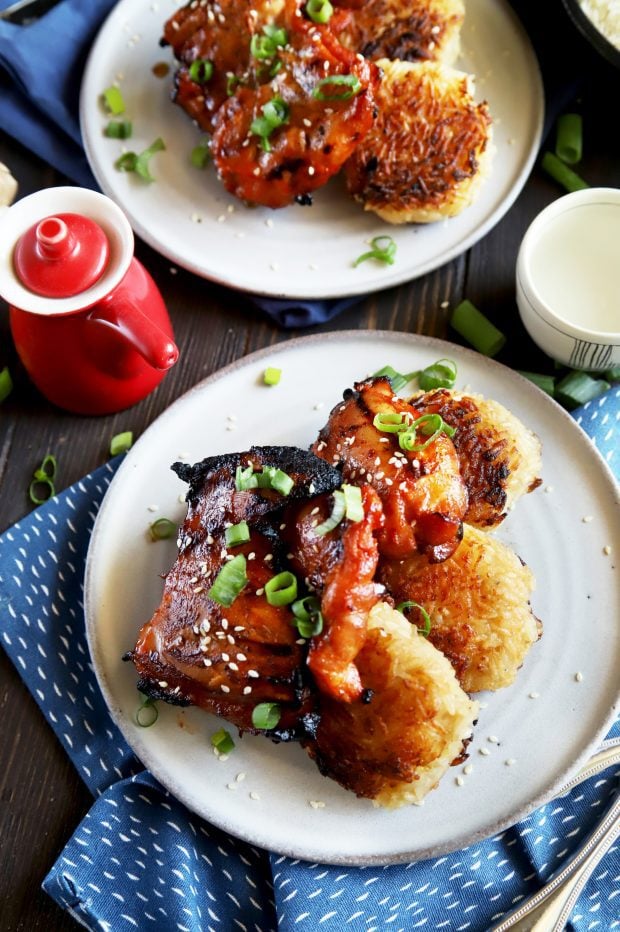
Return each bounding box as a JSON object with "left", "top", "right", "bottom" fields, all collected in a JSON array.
[
  {"left": 285, "top": 484, "right": 384, "bottom": 702},
  {"left": 126, "top": 446, "right": 341, "bottom": 739},
  {"left": 211, "top": 18, "right": 379, "bottom": 208},
  {"left": 312, "top": 377, "right": 468, "bottom": 562},
  {"left": 331, "top": 0, "right": 464, "bottom": 66},
  {"left": 162, "top": 0, "right": 294, "bottom": 134}
]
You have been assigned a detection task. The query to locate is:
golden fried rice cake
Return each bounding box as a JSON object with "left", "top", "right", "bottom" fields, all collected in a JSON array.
[{"left": 344, "top": 59, "right": 493, "bottom": 224}]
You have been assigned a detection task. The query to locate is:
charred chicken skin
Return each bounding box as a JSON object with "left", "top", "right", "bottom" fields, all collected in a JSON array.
[
  {"left": 126, "top": 446, "right": 341, "bottom": 739},
  {"left": 312, "top": 377, "right": 468, "bottom": 562}
]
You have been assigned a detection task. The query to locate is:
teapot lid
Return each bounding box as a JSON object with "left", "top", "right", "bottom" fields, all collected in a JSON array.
[{"left": 13, "top": 212, "right": 110, "bottom": 298}]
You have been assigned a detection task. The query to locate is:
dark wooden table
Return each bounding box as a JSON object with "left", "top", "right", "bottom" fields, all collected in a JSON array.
[{"left": 1, "top": 6, "right": 619, "bottom": 927}]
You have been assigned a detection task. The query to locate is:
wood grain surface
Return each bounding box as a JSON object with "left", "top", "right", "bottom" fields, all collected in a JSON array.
[{"left": 1, "top": 4, "right": 619, "bottom": 927}]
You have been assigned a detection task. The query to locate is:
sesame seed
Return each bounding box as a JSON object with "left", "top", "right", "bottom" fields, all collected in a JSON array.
[
  {"left": 253, "top": 167, "right": 260, "bottom": 176},
  {"left": 529, "top": 691, "right": 540, "bottom": 699},
  {"left": 169, "top": 267, "right": 177, "bottom": 275},
  {"left": 234, "top": 626, "right": 244, "bottom": 632},
  {"left": 221, "top": 653, "right": 230, "bottom": 662},
  {"left": 221, "top": 619, "right": 229, "bottom": 630},
  {"left": 193, "top": 586, "right": 204, "bottom": 594},
  {"left": 219, "top": 754, "right": 229, "bottom": 762},
  {"left": 279, "top": 523, "right": 287, "bottom": 530},
  {"left": 455, "top": 776, "right": 464, "bottom": 787},
  {"left": 309, "top": 800, "right": 325, "bottom": 809},
  {"left": 488, "top": 735, "right": 500, "bottom": 744},
  {"left": 221, "top": 684, "right": 231, "bottom": 694},
  {"left": 227, "top": 634, "right": 235, "bottom": 645},
  {"left": 303, "top": 117, "right": 312, "bottom": 127},
  {"left": 207, "top": 534, "right": 214, "bottom": 545},
  {"left": 545, "top": 485, "right": 554, "bottom": 493},
  {"left": 308, "top": 166, "right": 315, "bottom": 176},
  {"left": 228, "top": 662, "right": 238, "bottom": 672},
  {"left": 248, "top": 669, "right": 259, "bottom": 678},
  {"left": 603, "top": 545, "right": 612, "bottom": 555},
  {"left": 226, "top": 782, "right": 237, "bottom": 790},
  {"left": 264, "top": 554, "right": 273, "bottom": 562},
  {"left": 217, "top": 215, "right": 226, "bottom": 223},
  {"left": 178, "top": 493, "right": 186, "bottom": 504},
  {"left": 311, "top": 506, "right": 320, "bottom": 515},
  {"left": 237, "top": 653, "right": 247, "bottom": 661},
  {"left": 248, "top": 552, "right": 256, "bottom": 561},
  {"left": 479, "top": 747, "right": 490, "bottom": 756},
  {"left": 296, "top": 638, "right": 306, "bottom": 645},
  {"left": 203, "top": 658, "right": 212, "bottom": 666},
  {"left": 575, "top": 671, "right": 584, "bottom": 682},
  {"left": 582, "top": 515, "right": 594, "bottom": 523},
  {"left": 249, "top": 791, "right": 260, "bottom": 800},
  {"left": 158, "top": 681, "right": 168, "bottom": 688},
  {"left": 265, "top": 218, "right": 274, "bottom": 228},
  {"left": 243, "top": 686, "right": 252, "bottom": 695},
  {"left": 463, "top": 764, "right": 473, "bottom": 775},
  {"left": 147, "top": 504, "right": 158, "bottom": 512},
  {"left": 505, "top": 758, "right": 516, "bottom": 766},
  {"left": 255, "top": 588, "right": 264, "bottom": 596}
]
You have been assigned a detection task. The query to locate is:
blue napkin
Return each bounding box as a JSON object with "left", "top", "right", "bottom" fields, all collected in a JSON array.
[
  {"left": 0, "top": 0, "right": 581, "bottom": 329},
  {"left": 1, "top": 387, "right": 619, "bottom": 932}
]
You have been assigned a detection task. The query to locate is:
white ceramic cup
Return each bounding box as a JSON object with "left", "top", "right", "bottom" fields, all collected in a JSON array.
[{"left": 516, "top": 187, "right": 620, "bottom": 371}]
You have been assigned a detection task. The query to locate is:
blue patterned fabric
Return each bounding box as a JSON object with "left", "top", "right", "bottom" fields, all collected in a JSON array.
[{"left": 0, "top": 388, "right": 618, "bottom": 932}]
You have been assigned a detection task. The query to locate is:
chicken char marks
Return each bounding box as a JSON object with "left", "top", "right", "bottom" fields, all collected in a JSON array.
[{"left": 127, "top": 446, "right": 341, "bottom": 740}]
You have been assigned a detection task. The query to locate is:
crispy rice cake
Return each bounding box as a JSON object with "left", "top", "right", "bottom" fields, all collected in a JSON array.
[
  {"left": 380, "top": 525, "right": 541, "bottom": 694},
  {"left": 333, "top": 0, "right": 464, "bottom": 66},
  {"left": 410, "top": 388, "right": 543, "bottom": 528},
  {"left": 305, "top": 602, "right": 479, "bottom": 807},
  {"left": 344, "top": 59, "right": 493, "bottom": 224}
]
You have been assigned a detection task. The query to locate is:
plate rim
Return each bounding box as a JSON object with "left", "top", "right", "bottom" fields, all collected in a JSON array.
[
  {"left": 84, "top": 330, "right": 620, "bottom": 866},
  {"left": 78, "top": 0, "right": 545, "bottom": 300}
]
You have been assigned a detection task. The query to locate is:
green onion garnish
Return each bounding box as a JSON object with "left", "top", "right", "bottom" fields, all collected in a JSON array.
[
  {"left": 342, "top": 484, "right": 363, "bottom": 522},
  {"left": 291, "top": 596, "right": 324, "bottom": 638},
  {"left": 236, "top": 464, "right": 295, "bottom": 496},
  {"left": 225, "top": 521, "right": 250, "bottom": 547},
  {"left": 149, "top": 517, "right": 177, "bottom": 541},
  {"left": 264, "top": 571, "right": 298, "bottom": 606},
  {"left": 0, "top": 366, "right": 13, "bottom": 403},
  {"left": 250, "top": 24, "right": 288, "bottom": 60},
  {"left": 104, "top": 120, "right": 133, "bottom": 139},
  {"left": 314, "top": 489, "right": 346, "bottom": 536},
  {"left": 250, "top": 96, "right": 289, "bottom": 152},
  {"left": 263, "top": 367, "right": 282, "bottom": 386},
  {"left": 372, "top": 411, "right": 411, "bottom": 433},
  {"left": 604, "top": 366, "right": 620, "bottom": 383},
  {"left": 305, "top": 0, "right": 333, "bottom": 22},
  {"left": 555, "top": 370, "right": 610, "bottom": 410},
  {"left": 312, "top": 74, "right": 361, "bottom": 101},
  {"left": 110, "top": 431, "right": 133, "bottom": 455},
  {"left": 542, "top": 152, "right": 588, "bottom": 194},
  {"left": 102, "top": 85, "right": 125, "bottom": 115},
  {"left": 210, "top": 728, "right": 235, "bottom": 754},
  {"left": 396, "top": 600, "right": 432, "bottom": 637},
  {"left": 209, "top": 554, "right": 248, "bottom": 606},
  {"left": 190, "top": 137, "right": 211, "bottom": 169},
  {"left": 518, "top": 371, "right": 555, "bottom": 396},
  {"left": 226, "top": 73, "right": 241, "bottom": 95},
  {"left": 451, "top": 300, "right": 506, "bottom": 357},
  {"left": 418, "top": 358, "right": 457, "bottom": 391},
  {"left": 28, "top": 454, "right": 58, "bottom": 505},
  {"left": 136, "top": 693, "right": 159, "bottom": 727},
  {"left": 372, "top": 364, "right": 417, "bottom": 393},
  {"left": 236, "top": 464, "right": 258, "bottom": 490},
  {"left": 398, "top": 414, "right": 455, "bottom": 452},
  {"left": 353, "top": 235, "right": 397, "bottom": 268},
  {"left": 189, "top": 59, "right": 213, "bottom": 82},
  {"left": 555, "top": 113, "right": 582, "bottom": 165},
  {"left": 251, "top": 702, "right": 281, "bottom": 729},
  {"left": 116, "top": 137, "right": 166, "bottom": 183}
]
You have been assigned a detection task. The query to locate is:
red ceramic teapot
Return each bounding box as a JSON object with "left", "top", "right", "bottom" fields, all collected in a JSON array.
[{"left": 0, "top": 187, "right": 179, "bottom": 414}]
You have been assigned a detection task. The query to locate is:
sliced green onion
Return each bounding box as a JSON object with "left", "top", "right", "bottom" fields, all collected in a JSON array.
[
  {"left": 418, "top": 358, "right": 457, "bottom": 391},
  {"left": 210, "top": 727, "right": 235, "bottom": 754},
  {"left": 28, "top": 477, "right": 55, "bottom": 505},
  {"left": 226, "top": 73, "right": 241, "bottom": 95},
  {"left": 518, "top": 371, "right": 555, "bottom": 396},
  {"left": 251, "top": 702, "right": 281, "bottom": 730},
  {"left": 0, "top": 366, "right": 12, "bottom": 403},
  {"left": 250, "top": 96, "right": 289, "bottom": 152},
  {"left": 263, "top": 367, "right": 282, "bottom": 386},
  {"left": 372, "top": 411, "right": 411, "bottom": 432},
  {"left": 555, "top": 113, "right": 582, "bottom": 165},
  {"left": 149, "top": 517, "right": 177, "bottom": 541},
  {"left": 104, "top": 119, "right": 133, "bottom": 139},
  {"left": 291, "top": 596, "right": 324, "bottom": 638},
  {"left": 236, "top": 464, "right": 259, "bottom": 490},
  {"left": 264, "top": 571, "right": 298, "bottom": 606},
  {"left": 342, "top": 484, "right": 363, "bottom": 522},
  {"left": 451, "top": 300, "right": 506, "bottom": 357},
  {"left": 250, "top": 24, "right": 288, "bottom": 60},
  {"left": 189, "top": 58, "right": 214, "bottom": 82},
  {"left": 116, "top": 137, "right": 166, "bottom": 183},
  {"left": 313, "top": 74, "right": 361, "bottom": 101},
  {"left": 353, "top": 234, "right": 396, "bottom": 268},
  {"left": 313, "top": 489, "right": 346, "bottom": 536},
  {"left": 398, "top": 414, "right": 455, "bottom": 452},
  {"left": 396, "top": 600, "right": 431, "bottom": 637},
  {"left": 34, "top": 454, "right": 57, "bottom": 481},
  {"left": 29, "top": 454, "right": 57, "bottom": 504},
  {"left": 371, "top": 364, "right": 417, "bottom": 393},
  {"left": 136, "top": 694, "right": 159, "bottom": 727},
  {"left": 110, "top": 431, "right": 133, "bottom": 455},
  {"left": 190, "top": 137, "right": 211, "bottom": 169},
  {"left": 225, "top": 521, "right": 250, "bottom": 547},
  {"left": 555, "top": 371, "right": 610, "bottom": 410},
  {"left": 305, "top": 0, "right": 333, "bottom": 22},
  {"left": 542, "top": 151, "right": 588, "bottom": 193},
  {"left": 209, "top": 554, "right": 248, "bottom": 606},
  {"left": 102, "top": 85, "right": 125, "bottom": 115},
  {"left": 604, "top": 366, "right": 620, "bottom": 383},
  {"left": 257, "top": 466, "right": 295, "bottom": 496}
]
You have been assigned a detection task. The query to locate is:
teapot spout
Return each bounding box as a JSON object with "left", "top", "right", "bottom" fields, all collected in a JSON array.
[{"left": 89, "top": 292, "right": 179, "bottom": 371}]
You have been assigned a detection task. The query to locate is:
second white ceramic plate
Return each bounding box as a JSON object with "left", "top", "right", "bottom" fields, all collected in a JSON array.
[
  {"left": 80, "top": 0, "right": 543, "bottom": 299},
  {"left": 85, "top": 332, "right": 620, "bottom": 865}
]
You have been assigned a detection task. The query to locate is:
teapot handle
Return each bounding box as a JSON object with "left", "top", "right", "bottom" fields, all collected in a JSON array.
[{"left": 87, "top": 293, "right": 179, "bottom": 371}]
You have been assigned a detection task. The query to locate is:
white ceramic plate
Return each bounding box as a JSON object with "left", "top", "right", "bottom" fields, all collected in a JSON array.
[
  {"left": 85, "top": 331, "right": 620, "bottom": 866},
  {"left": 79, "top": 0, "right": 544, "bottom": 299}
]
